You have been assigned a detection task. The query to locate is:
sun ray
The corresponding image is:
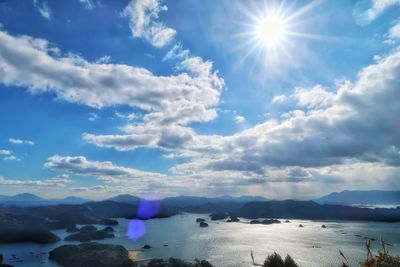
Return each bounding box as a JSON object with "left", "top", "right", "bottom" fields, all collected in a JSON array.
[
  {"left": 283, "top": 0, "right": 324, "bottom": 23},
  {"left": 232, "top": 0, "right": 338, "bottom": 69}
]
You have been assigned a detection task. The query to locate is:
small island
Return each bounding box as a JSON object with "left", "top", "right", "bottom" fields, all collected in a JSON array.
[
  {"left": 64, "top": 225, "right": 115, "bottom": 242},
  {"left": 49, "top": 242, "right": 133, "bottom": 267}
]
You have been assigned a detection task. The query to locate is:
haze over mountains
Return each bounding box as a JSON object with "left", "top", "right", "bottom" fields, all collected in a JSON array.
[
  {"left": 0, "top": 193, "right": 89, "bottom": 206},
  {"left": 1, "top": 190, "right": 399, "bottom": 208},
  {"left": 315, "top": 190, "right": 400, "bottom": 206}
]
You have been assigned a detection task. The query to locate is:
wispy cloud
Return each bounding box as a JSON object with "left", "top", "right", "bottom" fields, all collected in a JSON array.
[
  {"left": 45, "top": 155, "right": 165, "bottom": 181},
  {"left": 9, "top": 138, "right": 34, "bottom": 145},
  {"left": 4, "top": 155, "right": 19, "bottom": 161},
  {"left": 88, "top": 113, "right": 99, "bottom": 122},
  {"left": 364, "top": 0, "right": 400, "bottom": 22},
  {"left": 389, "top": 21, "right": 400, "bottom": 40},
  {"left": 121, "top": 0, "right": 176, "bottom": 47},
  {"left": 79, "top": 0, "right": 95, "bottom": 10},
  {"left": 33, "top": 0, "right": 52, "bottom": 20},
  {"left": 0, "top": 149, "right": 12, "bottom": 155},
  {"left": 0, "top": 175, "right": 69, "bottom": 187},
  {"left": 234, "top": 115, "right": 245, "bottom": 124}
]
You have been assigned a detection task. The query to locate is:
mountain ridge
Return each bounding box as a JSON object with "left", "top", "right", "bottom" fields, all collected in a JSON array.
[{"left": 315, "top": 190, "right": 400, "bottom": 205}]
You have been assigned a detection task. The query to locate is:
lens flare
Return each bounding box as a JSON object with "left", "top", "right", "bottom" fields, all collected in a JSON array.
[
  {"left": 137, "top": 199, "right": 161, "bottom": 219},
  {"left": 127, "top": 219, "right": 146, "bottom": 241}
]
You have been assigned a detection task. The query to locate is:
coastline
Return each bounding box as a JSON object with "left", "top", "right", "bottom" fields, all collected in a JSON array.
[{"left": 129, "top": 249, "right": 153, "bottom": 265}]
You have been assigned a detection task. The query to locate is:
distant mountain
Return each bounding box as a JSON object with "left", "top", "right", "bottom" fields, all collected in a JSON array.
[
  {"left": 0, "top": 193, "right": 45, "bottom": 203},
  {"left": 162, "top": 195, "right": 269, "bottom": 207},
  {"left": 0, "top": 194, "right": 89, "bottom": 206},
  {"left": 107, "top": 194, "right": 268, "bottom": 207},
  {"left": 219, "top": 195, "right": 269, "bottom": 202},
  {"left": 108, "top": 194, "right": 140, "bottom": 204},
  {"left": 0, "top": 193, "right": 269, "bottom": 207},
  {"left": 315, "top": 190, "right": 400, "bottom": 206},
  {"left": 54, "top": 196, "right": 89, "bottom": 205},
  {"left": 235, "top": 200, "right": 400, "bottom": 222}
]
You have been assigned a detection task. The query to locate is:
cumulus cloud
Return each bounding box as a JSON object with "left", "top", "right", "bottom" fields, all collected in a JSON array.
[
  {"left": 9, "top": 138, "right": 34, "bottom": 145},
  {"left": 82, "top": 44, "right": 400, "bottom": 195},
  {"left": 0, "top": 30, "right": 224, "bottom": 151},
  {"left": 122, "top": 0, "right": 176, "bottom": 47},
  {"left": 43, "top": 155, "right": 205, "bottom": 196},
  {"left": 167, "top": 48, "right": 400, "bottom": 191},
  {"left": 294, "top": 85, "right": 334, "bottom": 109},
  {"left": 33, "top": 0, "right": 52, "bottom": 20},
  {"left": 44, "top": 155, "right": 165, "bottom": 183},
  {"left": 0, "top": 31, "right": 222, "bottom": 111}
]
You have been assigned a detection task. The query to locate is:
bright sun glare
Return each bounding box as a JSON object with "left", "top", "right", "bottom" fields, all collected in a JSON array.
[
  {"left": 236, "top": 1, "right": 327, "bottom": 65},
  {"left": 257, "top": 13, "right": 286, "bottom": 48}
]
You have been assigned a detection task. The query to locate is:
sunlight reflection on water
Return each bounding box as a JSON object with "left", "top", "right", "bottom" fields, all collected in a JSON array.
[{"left": 2, "top": 214, "right": 400, "bottom": 267}]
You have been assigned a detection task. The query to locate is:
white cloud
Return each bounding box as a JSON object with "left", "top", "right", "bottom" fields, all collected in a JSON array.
[
  {"left": 9, "top": 138, "right": 34, "bottom": 145},
  {"left": 122, "top": 0, "right": 176, "bottom": 47},
  {"left": 33, "top": 0, "right": 52, "bottom": 20},
  {"left": 79, "top": 0, "right": 95, "bottom": 10},
  {"left": 4, "top": 155, "right": 19, "bottom": 161},
  {"left": 88, "top": 113, "right": 99, "bottom": 122},
  {"left": 389, "top": 21, "right": 400, "bottom": 39},
  {"left": 0, "top": 175, "right": 68, "bottom": 187},
  {"left": 234, "top": 115, "right": 245, "bottom": 124},
  {"left": 95, "top": 55, "right": 111, "bottom": 64},
  {"left": 0, "top": 31, "right": 223, "bottom": 112},
  {"left": 163, "top": 48, "right": 400, "bottom": 195},
  {"left": 271, "top": 94, "right": 287, "bottom": 104},
  {"left": 45, "top": 155, "right": 165, "bottom": 182},
  {"left": 80, "top": 47, "right": 400, "bottom": 196},
  {"left": 115, "top": 111, "right": 139, "bottom": 121},
  {"left": 364, "top": 0, "right": 400, "bottom": 21},
  {"left": 294, "top": 85, "right": 334, "bottom": 109},
  {"left": 0, "top": 30, "right": 224, "bottom": 151},
  {"left": 43, "top": 155, "right": 200, "bottom": 197},
  {"left": 0, "top": 150, "right": 12, "bottom": 155},
  {"left": 163, "top": 43, "right": 190, "bottom": 61}
]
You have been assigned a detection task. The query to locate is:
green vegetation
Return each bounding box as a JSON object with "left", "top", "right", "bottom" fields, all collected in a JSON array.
[
  {"left": 49, "top": 242, "right": 132, "bottom": 267},
  {"left": 147, "top": 258, "right": 213, "bottom": 267},
  {"left": 0, "top": 228, "right": 60, "bottom": 244},
  {"left": 258, "top": 239, "right": 400, "bottom": 267},
  {"left": 340, "top": 239, "right": 400, "bottom": 267},
  {"left": 262, "top": 252, "right": 299, "bottom": 267}
]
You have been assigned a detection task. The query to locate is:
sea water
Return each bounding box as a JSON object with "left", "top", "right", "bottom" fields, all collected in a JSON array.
[{"left": 1, "top": 213, "right": 399, "bottom": 267}]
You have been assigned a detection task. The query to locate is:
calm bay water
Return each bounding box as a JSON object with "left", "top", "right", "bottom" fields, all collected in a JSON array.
[{"left": 1, "top": 213, "right": 400, "bottom": 267}]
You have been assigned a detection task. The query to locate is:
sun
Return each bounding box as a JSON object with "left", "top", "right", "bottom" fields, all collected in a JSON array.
[
  {"left": 256, "top": 13, "right": 287, "bottom": 48},
  {"left": 234, "top": 1, "right": 328, "bottom": 65}
]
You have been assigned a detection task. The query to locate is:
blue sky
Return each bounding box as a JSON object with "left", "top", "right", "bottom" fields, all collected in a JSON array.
[{"left": 0, "top": 0, "right": 399, "bottom": 199}]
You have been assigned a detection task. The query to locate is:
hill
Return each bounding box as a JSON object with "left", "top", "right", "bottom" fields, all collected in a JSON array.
[
  {"left": 108, "top": 194, "right": 140, "bottom": 204},
  {"left": 0, "top": 193, "right": 89, "bottom": 206},
  {"left": 315, "top": 190, "right": 400, "bottom": 206},
  {"left": 162, "top": 195, "right": 268, "bottom": 207},
  {"left": 235, "top": 200, "right": 400, "bottom": 222}
]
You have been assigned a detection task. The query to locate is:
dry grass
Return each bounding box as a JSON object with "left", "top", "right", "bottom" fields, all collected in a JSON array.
[{"left": 340, "top": 238, "right": 400, "bottom": 267}]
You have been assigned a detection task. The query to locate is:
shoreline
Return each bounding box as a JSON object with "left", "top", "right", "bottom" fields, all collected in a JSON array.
[{"left": 128, "top": 249, "right": 153, "bottom": 265}]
